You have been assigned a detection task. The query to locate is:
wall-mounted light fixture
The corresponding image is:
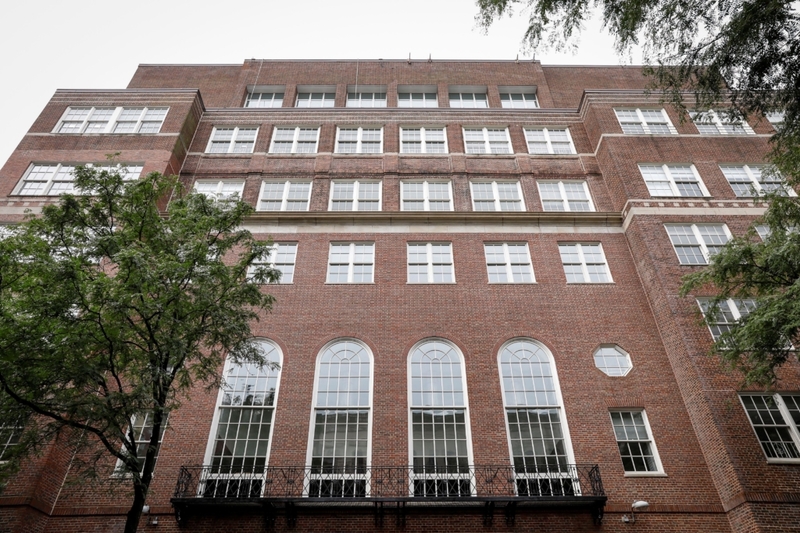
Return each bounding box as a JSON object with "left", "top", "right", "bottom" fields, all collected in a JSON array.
[{"left": 621, "top": 500, "right": 649, "bottom": 523}]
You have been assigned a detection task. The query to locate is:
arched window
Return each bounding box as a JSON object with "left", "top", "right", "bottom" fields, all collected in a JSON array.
[
  {"left": 307, "top": 339, "right": 372, "bottom": 497},
  {"left": 408, "top": 339, "right": 473, "bottom": 497},
  {"left": 202, "top": 339, "right": 282, "bottom": 498},
  {"left": 498, "top": 339, "right": 576, "bottom": 496}
]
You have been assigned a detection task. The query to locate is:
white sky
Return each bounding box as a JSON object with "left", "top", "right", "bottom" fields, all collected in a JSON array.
[{"left": 0, "top": 0, "right": 642, "bottom": 167}]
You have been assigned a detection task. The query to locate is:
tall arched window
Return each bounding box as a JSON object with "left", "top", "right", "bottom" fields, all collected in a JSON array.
[
  {"left": 307, "top": 339, "right": 372, "bottom": 497},
  {"left": 408, "top": 339, "right": 473, "bottom": 497},
  {"left": 202, "top": 339, "right": 282, "bottom": 498},
  {"left": 498, "top": 339, "right": 576, "bottom": 496}
]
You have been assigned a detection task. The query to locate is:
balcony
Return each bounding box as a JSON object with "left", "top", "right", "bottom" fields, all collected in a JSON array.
[{"left": 171, "top": 464, "right": 606, "bottom": 527}]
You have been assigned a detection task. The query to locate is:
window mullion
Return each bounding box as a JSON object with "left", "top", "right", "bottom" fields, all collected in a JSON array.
[
  {"left": 663, "top": 165, "right": 679, "bottom": 196},
  {"left": 691, "top": 225, "right": 710, "bottom": 261},
  {"left": 744, "top": 166, "right": 761, "bottom": 193},
  {"left": 492, "top": 182, "right": 500, "bottom": 211},
  {"left": 134, "top": 108, "right": 146, "bottom": 133},
  {"left": 636, "top": 109, "right": 649, "bottom": 134},
  {"left": 422, "top": 182, "right": 430, "bottom": 210},
  {"left": 558, "top": 182, "right": 568, "bottom": 210},
  {"left": 544, "top": 129, "right": 553, "bottom": 153},
  {"left": 776, "top": 394, "right": 800, "bottom": 449},
  {"left": 347, "top": 244, "right": 356, "bottom": 283},
  {"left": 106, "top": 107, "right": 123, "bottom": 133},
  {"left": 281, "top": 181, "right": 291, "bottom": 210},
  {"left": 292, "top": 127, "right": 300, "bottom": 153},
  {"left": 577, "top": 245, "right": 590, "bottom": 282},
  {"left": 427, "top": 244, "right": 434, "bottom": 283}
]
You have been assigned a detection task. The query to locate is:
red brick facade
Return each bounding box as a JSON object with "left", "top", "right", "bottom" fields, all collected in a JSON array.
[{"left": 0, "top": 60, "right": 797, "bottom": 532}]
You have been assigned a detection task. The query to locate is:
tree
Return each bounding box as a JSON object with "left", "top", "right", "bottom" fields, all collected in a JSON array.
[{"left": 0, "top": 165, "right": 279, "bottom": 533}]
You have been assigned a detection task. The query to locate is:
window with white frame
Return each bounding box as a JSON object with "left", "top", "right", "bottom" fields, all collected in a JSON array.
[
  {"left": 335, "top": 127, "right": 383, "bottom": 154},
  {"left": 201, "top": 341, "right": 282, "bottom": 497},
  {"left": 610, "top": 410, "right": 663, "bottom": 473},
  {"left": 327, "top": 243, "right": 375, "bottom": 283},
  {"left": 296, "top": 88, "right": 336, "bottom": 107},
  {"left": 665, "top": 224, "right": 730, "bottom": 265},
  {"left": 257, "top": 180, "right": 311, "bottom": 211},
  {"left": 407, "top": 243, "right": 454, "bottom": 283},
  {"left": 245, "top": 87, "right": 284, "bottom": 108},
  {"left": 614, "top": 108, "right": 676, "bottom": 134},
  {"left": 329, "top": 181, "right": 381, "bottom": 211},
  {"left": 593, "top": 345, "right": 633, "bottom": 377},
  {"left": 55, "top": 106, "right": 168, "bottom": 134},
  {"left": 499, "top": 339, "right": 575, "bottom": 495},
  {"left": 499, "top": 87, "right": 539, "bottom": 109},
  {"left": 448, "top": 88, "right": 488, "bottom": 108},
  {"left": 558, "top": 243, "right": 612, "bottom": 283},
  {"left": 463, "top": 127, "right": 512, "bottom": 154},
  {"left": 15, "top": 163, "right": 143, "bottom": 196},
  {"left": 346, "top": 86, "right": 387, "bottom": 107},
  {"left": 308, "top": 340, "right": 372, "bottom": 497},
  {"left": 524, "top": 128, "right": 575, "bottom": 154},
  {"left": 206, "top": 127, "right": 258, "bottom": 154},
  {"left": 720, "top": 164, "right": 793, "bottom": 197},
  {"left": 116, "top": 411, "right": 168, "bottom": 476},
  {"left": 767, "top": 112, "right": 785, "bottom": 129},
  {"left": 697, "top": 298, "right": 757, "bottom": 341},
  {"left": 470, "top": 181, "right": 524, "bottom": 211},
  {"left": 740, "top": 394, "right": 800, "bottom": 462},
  {"left": 269, "top": 127, "right": 320, "bottom": 154},
  {"left": 638, "top": 164, "right": 708, "bottom": 197},
  {"left": 401, "top": 181, "right": 452, "bottom": 211},
  {"left": 755, "top": 225, "right": 771, "bottom": 240},
  {"left": 538, "top": 181, "right": 593, "bottom": 212},
  {"left": 409, "top": 339, "right": 473, "bottom": 497},
  {"left": 400, "top": 127, "right": 447, "bottom": 154},
  {"left": 397, "top": 85, "right": 438, "bottom": 108},
  {"left": 484, "top": 243, "right": 534, "bottom": 283},
  {"left": 193, "top": 180, "right": 245, "bottom": 202},
  {"left": 0, "top": 421, "right": 21, "bottom": 462},
  {"left": 248, "top": 242, "right": 298, "bottom": 284},
  {"left": 690, "top": 110, "right": 754, "bottom": 135}
]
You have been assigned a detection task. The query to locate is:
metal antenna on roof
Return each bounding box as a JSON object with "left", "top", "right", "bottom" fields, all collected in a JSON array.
[
  {"left": 515, "top": 54, "right": 519, "bottom": 64},
  {"left": 408, "top": 53, "right": 411, "bottom": 64},
  {"left": 355, "top": 59, "right": 359, "bottom": 96},
  {"left": 428, "top": 54, "right": 432, "bottom": 63}
]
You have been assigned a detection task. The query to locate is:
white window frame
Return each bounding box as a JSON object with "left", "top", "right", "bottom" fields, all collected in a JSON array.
[
  {"left": 407, "top": 242, "right": 455, "bottom": 284},
  {"left": 193, "top": 180, "right": 245, "bottom": 202},
  {"left": 463, "top": 127, "right": 513, "bottom": 154},
  {"left": 256, "top": 180, "right": 312, "bottom": 211},
  {"left": 248, "top": 242, "right": 298, "bottom": 284},
  {"left": 54, "top": 106, "right": 168, "bottom": 134},
  {"left": 206, "top": 126, "right": 259, "bottom": 154},
  {"left": 739, "top": 393, "right": 800, "bottom": 463},
  {"left": 334, "top": 127, "right": 384, "bottom": 154},
  {"left": 609, "top": 410, "right": 665, "bottom": 475},
  {"left": 400, "top": 181, "right": 453, "bottom": 211},
  {"left": 328, "top": 180, "right": 382, "bottom": 211},
  {"left": 665, "top": 224, "right": 731, "bottom": 265},
  {"left": 720, "top": 164, "right": 795, "bottom": 197},
  {"left": 690, "top": 110, "right": 755, "bottom": 135},
  {"left": 537, "top": 181, "right": 594, "bottom": 212},
  {"left": 113, "top": 412, "right": 169, "bottom": 477},
  {"left": 614, "top": 108, "right": 677, "bottom": 135},
  {"left": 326, "top": 242, "right": 375, "bottom": 284},
  {"left": 295, "top": 86, "right": 336, "bottom": 108},
  {"left": 499, "top": 87, "right": 539, "bottom": 109},
  {"left": 448, "top": 86, "right": 489, "bottom": 108},
  {"left": 346, "top": 85, "right": 387, "bottom": 108},
  {"left": 0, "top": 420, "right": 22, "bottom": 462},
  {"left": 696, "top": 298, "right": 757, "bottom": 341},
  {"left": 593, "top": 345, "right": 633, "bottom": 377},
  {"left": 483, "top": 243, "right": 535, "bottom": 283},
  {"left": 269, "top": 126, "right": 320, "bottom": 154},
  {"left": 558, "top": 243, "right": 613, "bottom": 283},
  {"left": 245, "top": 85, "right": 285, "bottom": 108},
  {"left": 13, "top": 163, "right": 143, "bottom": 196},
  {"left": 470, "top": 181, "right": 525, "bottom": 212},
  {"left": 524, "top": 128, "right": 576, "bottom": 154},
  {"left": 637, "top": 164, "right": 710, "bottom": 197},
  {"left": 399, "top": 126, "right": 448, "bottom": 154},
  {"left": 397, "top": 85, "right": 438, "bottom": 108}
]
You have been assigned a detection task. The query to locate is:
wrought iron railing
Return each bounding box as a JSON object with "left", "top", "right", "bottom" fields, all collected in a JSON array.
[{"left": 173, "top": 464, "right": 604, "bottom": 500}]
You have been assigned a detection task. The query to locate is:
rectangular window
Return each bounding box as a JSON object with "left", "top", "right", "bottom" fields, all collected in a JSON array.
[
  {"left": 538, "top": 181, "right": 594, "bottom": 212},
  {"left": 610, "top": 411, "right": 663, "bottom": 473},
  {"left": 449, "top": 87, "right": 488, "bottom": 108},
  {"left": 638, "top": 164, "right": 708, "bottom": 197},
  {"left": 206, "top": 127, "right": 258, "bottom": 154},
  {"left": 740, "top": 394, "right": 800, "bottom": 462},
  {"left": 296, "top": 87, "right": 336, "bottom": 107},
  {"left": 269, "top": 127, "right": 320, "bottom": 154},
  {"left": 697, "top": 298, "right": 757, "bottom": 341},
  {"left": 327, "top": 243, "right": 375, "bottom": 283},
  {"left": 248, "top": 242, "right": 298, "bottom": 284},
  {"left": 524, "top": 128, "right": 576, "bottom": 154},
  {"left": 15, "top": 163, "right": 143, "bottom": 196},
  {"left": 257, "top": 181, "right": 312, "bottom": 211},
  {"left": 463, "top": 127, "right": 512, "bottom": 154},
  {"left": 470, "top": 181, "right": 524, "bottom": 211},
  {"left": 484, "top": 243, "right": 534, "bottom": 283},
  {"left": 400, "top": 127, "right": 447, "bottom": 154},
  {"left": 767, "top": 112, "right": 785, "bottom": 128},
  {"left": 666, "top": 224, "right": 730, "bottom": 265},
  {"left": 407, "top": 243, "right": 454, "bottom": 283},
  {"left": 401, "top": 181, "right": 453, "bottom": 211},
  {"left": 558, "top": 243, "right": 612, "bottom": 283},
  {"left": 499, "top": 87, "right": 539, "bottom": 109},
  {"left": 329, "top": 181, "right": 381, "bottom": 211},
  {"left": 691, "top": 110, "right": 754, "bottom": 135},
  {"left": 614, "top": 108, "right": 676, "bottom": 134},
  {"left": 0, "top": 421, "right": 21, "bottom": 462},
  {"left": 245, "top": 87, "right": 284, "bottom": 108},
  {"left": 397, "top": 85, "right": 438, "bottom": 108},
  {"left": 55, "top": 106, "right": 168, "bottom": 134},
  {"left": 193, "top": 180, "right": 245, "bottom": 202},
  {"left": 347, "top": 86, "right": 387, "bottom": 107},
  {"left": 335, "top": 127, "right": 383, "bottom": 154},
  {"left": 720, "top": 164, "right": 793, "bottom": 197},
  {"left": 116, "top": 412, "right": 168, "bottom": 475}
]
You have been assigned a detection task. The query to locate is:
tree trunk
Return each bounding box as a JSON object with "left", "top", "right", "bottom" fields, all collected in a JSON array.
[{"left": 124, "top": 482, "right": 146, "bottom": 533}]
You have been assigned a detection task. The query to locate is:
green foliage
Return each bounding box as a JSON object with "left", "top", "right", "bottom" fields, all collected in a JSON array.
[{"left": 0, "top": 164, "right": 279, "bottom": 531}]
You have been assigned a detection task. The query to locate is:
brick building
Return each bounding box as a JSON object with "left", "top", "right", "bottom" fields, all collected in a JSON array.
[{"left": 0, "top": 59, "right": 798, "bottom": 532}]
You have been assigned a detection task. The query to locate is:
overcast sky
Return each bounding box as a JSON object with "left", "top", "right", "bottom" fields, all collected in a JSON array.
[{"left": 0, "top": 0, "right": 642, "bottom": 166}]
